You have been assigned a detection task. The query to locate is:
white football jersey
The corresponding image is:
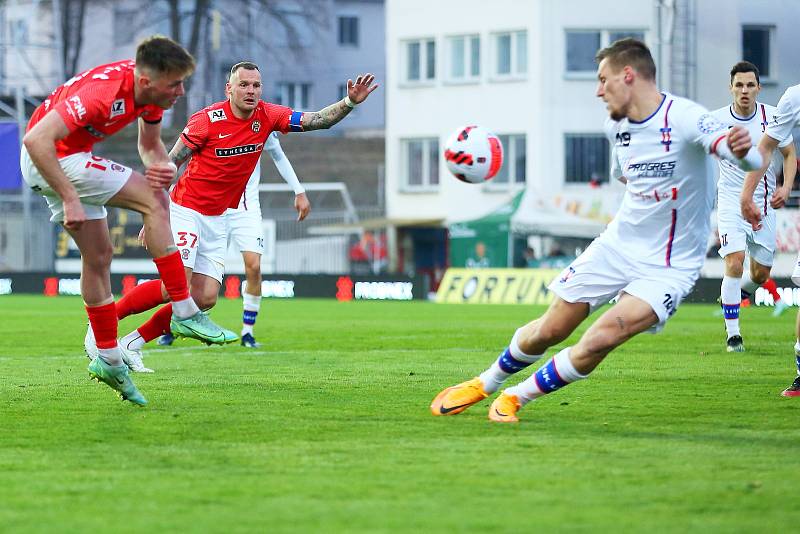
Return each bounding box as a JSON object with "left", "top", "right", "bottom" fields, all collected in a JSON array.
[
  {"left": 603, "top": 92, "right": 740, "bottom": 271},
  {"left": 766, "top": 84, "right": 800, "bottom": 144},
  {"left": 711, "top": 102, "right": 791, "bottom": 212}
]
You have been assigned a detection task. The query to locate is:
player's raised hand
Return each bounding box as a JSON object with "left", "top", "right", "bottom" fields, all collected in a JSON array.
[
  {"left": 295, "top": 192, "right": 311, "bottom": 222},
  {"left": 145, "top": 161, "right": 178, "bottom": 190},
  {"left": 726, "top": 125, "right": 752, "bottom": 159},
  {"left": 137, "top": 226, "right": 148, "bottom": 249},
  {"left": 62, "top": 198, "right": 87, "bottom": 231},
  {"left": 347, "top": 74, "right": 379, "bottom": 104}
]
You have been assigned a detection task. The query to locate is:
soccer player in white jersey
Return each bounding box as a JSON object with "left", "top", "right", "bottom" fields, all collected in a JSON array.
[
  {"left": 431, "top": 38, "right": 762, "bottom": 423},
  {"left": 711, "top": 61, "right": 796, "bottom": 353},
  {"left": 158, "top": 133, "right": 310, "bottom": 348},
  {"left": 742, "top": 82, "right": 800, "bottom": 397}
]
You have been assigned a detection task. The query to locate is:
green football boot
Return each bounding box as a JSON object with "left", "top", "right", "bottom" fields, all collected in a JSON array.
[
  {"left": 88, "top": 357, "right": 148, "bottom": 406},
  {"left": 170, "top": 311, "right": 238, "bottom": 345}
]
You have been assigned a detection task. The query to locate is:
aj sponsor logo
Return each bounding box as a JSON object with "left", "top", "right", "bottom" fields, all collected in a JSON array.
[
  {"left": 208, "top": 109, "right": 227, "bottom": 122},
  {"left": 110, "top": 99, "right": 126, "bottom": 118}
]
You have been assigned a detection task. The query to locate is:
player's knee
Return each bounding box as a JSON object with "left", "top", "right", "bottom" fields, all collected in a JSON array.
[
  {"left": 193, "top": 291, "right": 218, "bottom": 310},
  {"left": 581, "top": 328, "right": 623, "bottom": 358},
  {"left": 724, "top": 252, "right": 745, "bottom": 277},
  {"left": 751, "top": 268, "right": 769, "bottom": 285},
  {"left": 531, "top": 319, "right": 571, "bottom": 347},
  {"left": 140, "top": 189, "right": 170, "bottom": 220},
  {"left": 83, "top": 244, "right": 113, "bottom": 272},
  {"left": 245, "top": 259, "right": 261, "bottom": 275}
]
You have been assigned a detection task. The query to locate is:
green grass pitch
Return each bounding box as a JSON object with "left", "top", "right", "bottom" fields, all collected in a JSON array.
[{"left": 1, "top": 295, "right": 799, "bottom": 532}]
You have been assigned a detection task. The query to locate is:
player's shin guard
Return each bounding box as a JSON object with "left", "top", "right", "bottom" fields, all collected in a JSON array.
[
  {"left": 242, "top": 292, "right": 261, "bottom": 336},
  {"left": 721, "top": 275, "right": 741, "bottom": 337},
  {"left": 153, "top": 251, "right": 199, "bottom": 319},
  {"left": 116, "top": 279, "right": 167, "bottom": 320},
  {"left": 479, "top": 329, "right": 543, "bottom": 394},
  {"left": 504, "top": 347, "right": 586, "bottom": 405},
  {"left": 86, "top": 302, "right": 122, "bottom": 366}
]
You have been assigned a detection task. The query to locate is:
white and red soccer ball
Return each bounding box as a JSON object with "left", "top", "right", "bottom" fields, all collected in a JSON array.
[{"left": 443, "top": 125, "right": 504, "bottom": 184}]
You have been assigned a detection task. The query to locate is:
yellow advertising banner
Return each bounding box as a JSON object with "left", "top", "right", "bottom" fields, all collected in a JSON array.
[{"left": 436, "top": 268, "right": 561, "bottom": 305}]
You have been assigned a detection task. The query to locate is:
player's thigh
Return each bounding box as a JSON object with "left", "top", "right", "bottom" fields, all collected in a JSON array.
[
  {"left": 579, "top": 292, "right": 659, "bottom": 351},
  {"left": 226, "top": 209, "right": 264, "bottom": 254},
  {"left": 548, "top": 239, "right": 629, "bottom": 315},
  {"left": 716, "top": 208, "right": 749, "bottom": 259},
  {"left": 169, "top": 203, "right": 203, "bottom": 271},
  {"left": 748, "top": 210, "right": 777, "bottom": 269},
  {"left": 20, "top": 149, "right": 123, "bottom": 223},
  {"left": 622, "top": 267, "right": 696, "bottom": 333},
  {"left": 107, "top": 170, "right": 169, "bottom": 216}
]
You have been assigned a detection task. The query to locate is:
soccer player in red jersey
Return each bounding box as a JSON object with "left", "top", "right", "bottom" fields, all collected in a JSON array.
[
  {"left": 109, "top": 61, "right": 378, "bottom": 366},
  {"left": 20, "top": 36, "right": 234, "bottom": 405}
]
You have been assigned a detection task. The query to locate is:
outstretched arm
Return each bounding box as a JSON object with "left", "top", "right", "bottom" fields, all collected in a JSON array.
[{"left": 301, "top": 73, "right": 379, "bottom": 131}]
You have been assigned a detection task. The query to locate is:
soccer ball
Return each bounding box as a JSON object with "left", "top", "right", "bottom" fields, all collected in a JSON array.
[{"left": 443, "top": 126, "right": 504, "bottom": 184}]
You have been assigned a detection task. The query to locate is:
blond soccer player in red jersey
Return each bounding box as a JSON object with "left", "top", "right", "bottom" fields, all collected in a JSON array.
[
  {"left": 21, "top": 35, "right": 235, "bottom": 406},
  {"left": 107, "top": 62, "right": 378, "bottom": 365}
]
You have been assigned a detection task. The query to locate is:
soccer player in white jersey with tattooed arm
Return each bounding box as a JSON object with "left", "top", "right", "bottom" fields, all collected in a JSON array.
[
  {"left": 741, "top": 80, "right": 800, "bottom": 397},
  {"left": 431, "top": 38, "right": 763, "bottom": 423},
  {"left": 711, "top": 61, "right": 796, "bottom": 353}
]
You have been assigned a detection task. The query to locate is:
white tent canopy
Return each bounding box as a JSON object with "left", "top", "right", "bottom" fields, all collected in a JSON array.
[{"left": 510, "top": 189, "right": 610, "bottom": 239}]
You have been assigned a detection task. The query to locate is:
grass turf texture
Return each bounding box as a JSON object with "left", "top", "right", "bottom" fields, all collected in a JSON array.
[{"left": 1, "top": 295, "right": 798, "bottom": 532}]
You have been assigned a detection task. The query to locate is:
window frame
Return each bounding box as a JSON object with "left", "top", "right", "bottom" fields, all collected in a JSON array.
[
  {"left": 563, "top": 133, "right": 611, "bottom": 186},
  {"left": 337, "top": 15, "right": 359, "bottom": 47},
  {"left": 741, "top": 25, "right": 775, "bottom": 83},
  {"left": 490, "top": 30, "right": 528, "bottom": 81},
  {"left": 564, "top": 29, "right": 646, "bottom": 79},
  {"left": 277, "top": 82, "right": 312, "bottom": 109},
  {"left": 444, "top": 33, "right": 481, "bottom": 84},
  {"left": 400, "top": 137, "right": 440, "bottom": 192},
  {"left": 401, "top": 37, "right": 437, "bottom": 86}
]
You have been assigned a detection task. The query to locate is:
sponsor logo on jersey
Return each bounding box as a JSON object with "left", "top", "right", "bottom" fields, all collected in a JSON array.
[
  {"left": 215, "top": 143, "right": 264, "bottom": 157},
  {"left": 68, "top": 95, "right": 86, "bottom": 120},
  {"left": 110, "top": 163, "right": 126, "bottom": 172},
  {"left": 110, "top": 99, "right": 126, "bottom": 118},
  {"left": 616, "top": 131, "right": 631, "bottom": 146},
  {"left": 626, "top": 161, "right": 676, "bottom": 178},
  {"left": 697, "top": 113, "right": 724, "bottom": 134},
  {"left": 251, "top": 120, "right": 261, "bottom": 132},
  {"left": 208, "top": 109, "right": 227, "bottom": 122}
]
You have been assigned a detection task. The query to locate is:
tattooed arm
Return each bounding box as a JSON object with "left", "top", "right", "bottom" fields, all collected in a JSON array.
[
  {"left": 301, "top": 73, "right": 379, "bottom": 131},
  {"left": 169, "top": 137, "right": 195, "bottom": 169}
]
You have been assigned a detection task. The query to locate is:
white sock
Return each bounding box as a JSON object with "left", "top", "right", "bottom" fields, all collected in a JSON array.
[
  {"left": 740, "top": 272, "right": 759, "bottom": 295},
  {"left": 478, "top": 328, "right": 543, "bottom": 394},
  {"left": 242, "top": 292, "right": 261, "bottom": 336},
  {"left": 172, "top": 297, "right": 201, "bottom": 319},
  {"left": 505, "top": 347, "right": 587, "bottom": 405},
  {"left": 98, "top": 346, "right": 123, "bottom": 366},
  {"left": 121, "top": 331, "right": 146, "bottom": 351},
  {"left": 721, "top": 275, "right": 741, "bottom": 338}
]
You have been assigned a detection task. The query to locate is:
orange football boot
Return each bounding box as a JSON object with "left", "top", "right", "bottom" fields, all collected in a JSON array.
[
  {"left": 430, "top": 377, "right": 489, "bottom": 416},
  {"left": 488, "top": 392, "right": 521, "bottom": 423}
]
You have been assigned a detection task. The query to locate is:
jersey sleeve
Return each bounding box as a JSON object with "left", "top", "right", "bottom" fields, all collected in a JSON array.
[
  {"left": 140, "top": 105, "right": 164, "bottom": 124},
  {"left": 767, "top": 86, "right": 800, "bottom": 144},
  {"left": 180, "top": 110, "right": 209, "bottom": 151},
  {"left": 267, "top": 103, "right": 302, "bottom": 134},
  {"left": 679, "top": 101, "right": 762, "bottom": 171},
  {"left": 603, "top": 118, "right": 623, "bottom": 181},
  {"left": 54, "top": 84, "right": 112, "bottom": 133},
  {"left": 265, "top": 132, "right": 304, "bottom": 194}
]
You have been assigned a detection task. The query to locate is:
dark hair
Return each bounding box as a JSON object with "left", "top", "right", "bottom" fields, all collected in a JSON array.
[
  {"left": 229, "top": 61, "right": 260, "bottom": 80},
  {"left": 730, "top": 61, "right": 760, "bottom": 84},
  {"left": 136, "top": 35, "right": 195, "bottom": 76},
  {"left": 595, "top": 37, "right": 656, "bottom": 81}
]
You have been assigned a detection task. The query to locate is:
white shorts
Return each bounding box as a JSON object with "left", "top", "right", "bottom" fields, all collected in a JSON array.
[
  {"left": 225, "top": 206, "right": 264, "bottom": 254},
  {"left": 170, "top": 202, "right": 227, "bottom": 283},
  {"left": 549, "top": 238, "right": 697, "bottom": 332},
  {"left": 20, "top": 147, "right": 131, "bottom": 223},
  {"left": 716, "top": 201, "right": 776, "bottom": 267}
]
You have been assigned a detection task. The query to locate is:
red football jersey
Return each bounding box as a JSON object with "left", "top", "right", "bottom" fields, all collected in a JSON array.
[
  {"left": 27, "top": 60, "right": 164, "bottom": 158},
  {"left": 170, "top": 99, "right": 299, "bottom": 215}
]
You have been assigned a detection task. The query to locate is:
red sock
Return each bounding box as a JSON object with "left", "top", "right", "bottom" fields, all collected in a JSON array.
[
  {"left": 86, "top": 302, "right": 118, "bottom": 349},
  {"left": 153, "top": 251, "right": 189, "bottom": 302},
  {"left": 137, "top": 304, "right": 173, "bottom": 342},
  {"left": 763, "top": 278, "right": 781, "bottom": 301},
  {"left": 116, "top": 279, "right": 167, "bottom": 320}
]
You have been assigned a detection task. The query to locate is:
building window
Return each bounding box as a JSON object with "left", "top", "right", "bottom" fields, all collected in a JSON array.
[
  {"left": 402, "top": 138, "right": 439, "bottom": 190},
  {"left": 564, "top": 134, "right": 609, "bottom": 184},
  {"left": 492, "top": 31, "right": 527, "bottom": 78},
  {"left": 565, "top": 30, "right": 645, "bottom": 75},
  {"left": 277, "top": 82, "right": 311, "bottom": 109},
  {"left": 9, "top": 19, "right": 28, "bottom": 46},
  {"left": 338, "top": 16, "right": 359, "bottom": 46},
  {"left": 742, "top": 26, "right": 773, "bottom": 79},
  {"left": 489, "top": 134, "right": 526, "bottom": 187},
  {"left": 403, "top": 38, "right": 436, "bottom": 83},
  {"left": 446, "top": 35, "right": 480, "bottom": 81}
]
